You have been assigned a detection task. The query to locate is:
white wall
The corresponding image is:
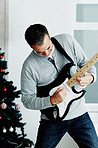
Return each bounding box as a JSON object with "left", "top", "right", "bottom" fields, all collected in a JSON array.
[{"left": 8, "top": 0, "right": 97, "bottom": 147}]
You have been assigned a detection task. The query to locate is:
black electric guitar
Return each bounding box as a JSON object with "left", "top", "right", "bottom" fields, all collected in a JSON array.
[{"left": 37, "top": 53, "right": 98, "bottom": 120}]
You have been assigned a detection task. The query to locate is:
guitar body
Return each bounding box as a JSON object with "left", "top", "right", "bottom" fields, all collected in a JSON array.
[
  {"left": 37, "top": 63, "right": 85, "bottom": 121},
  {"left": 49, "top": 78, "right": 84, "bottom": 118}
]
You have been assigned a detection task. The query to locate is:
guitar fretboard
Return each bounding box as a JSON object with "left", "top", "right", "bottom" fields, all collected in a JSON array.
[{"left": 66, "top": 53, "right": 98, "bottom": 88}]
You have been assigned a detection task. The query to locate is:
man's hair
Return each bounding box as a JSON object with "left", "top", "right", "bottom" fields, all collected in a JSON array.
[{"left": 25, "top": 24, "right": 50, "bottom": 46}]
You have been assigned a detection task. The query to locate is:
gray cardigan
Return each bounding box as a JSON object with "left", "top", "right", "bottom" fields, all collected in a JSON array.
[{"left": 21, "top": 34, "right": 96, "bottom": 120}]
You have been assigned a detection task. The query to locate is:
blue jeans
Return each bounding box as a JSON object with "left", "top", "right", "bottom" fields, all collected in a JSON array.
[{"left": 34, "top": 112, "right": 98, "bottom": 148}]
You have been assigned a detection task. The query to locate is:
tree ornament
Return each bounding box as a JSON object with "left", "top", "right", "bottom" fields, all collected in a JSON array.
[
  {"left": 15, "top": 104, "right": 20, "bottom": 110},
  {"left": 0, "top": 54, "right": 3, "bottom": 59},
  {"left": 3, "top": 127, "right": 7, "bottom": 133},
  {"left": 9, "top": 126, "right": 14, "bottom": 132},
  {"left": 3, "top": 87, "right": 7, "bottom": 92},
  {"left": 0, "top": 68, "right": 3, "bottom": 72},
  {"left": 0, "top": 102, "right": 7, "bottom": 109},
  {"left": 0, "top": 116, "right": 2, "bottom": 119}
]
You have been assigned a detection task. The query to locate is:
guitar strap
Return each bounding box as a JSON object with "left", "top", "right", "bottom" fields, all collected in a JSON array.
[
  {"left": 37, "top": 37, "right": 80, "bottom": 121},
  {"left": 51, "top": 37, "right": 75, "bottom": 66}
]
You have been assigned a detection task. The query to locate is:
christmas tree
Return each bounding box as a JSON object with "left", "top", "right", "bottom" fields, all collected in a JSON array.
[{"left": 0, "top": 48, "right": 34, "bottom": 148}]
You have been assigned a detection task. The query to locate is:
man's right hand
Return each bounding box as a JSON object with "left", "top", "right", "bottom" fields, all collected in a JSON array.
[{"left": 50, "top": 87, "right": 66, "bottom": 105}]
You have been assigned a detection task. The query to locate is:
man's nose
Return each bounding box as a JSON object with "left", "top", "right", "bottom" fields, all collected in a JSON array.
[{"left": 44, "top": 50, "right": 49, "bottom": 56}]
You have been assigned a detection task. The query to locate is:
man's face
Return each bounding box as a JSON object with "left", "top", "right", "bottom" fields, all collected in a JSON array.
[{"left": 31, "top": 34, "right": 53, "bottom": 56}]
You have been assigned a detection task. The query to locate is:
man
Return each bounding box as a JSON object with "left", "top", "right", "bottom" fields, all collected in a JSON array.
[{"left": 21, "top": 24, "right": 98, "bottom": 148}]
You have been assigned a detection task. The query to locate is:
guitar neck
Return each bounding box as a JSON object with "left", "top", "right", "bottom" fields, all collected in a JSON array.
[{"left": 66, "top": 53, "right": 98, "bottom": 88}]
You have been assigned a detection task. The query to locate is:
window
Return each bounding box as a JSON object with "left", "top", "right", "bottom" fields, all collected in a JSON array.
[
  {"left": 74, "top": 1, "right": 98, "bottom": 103},
  {"left": 76, "top": 4, "right": 98, "bottom": 22}
]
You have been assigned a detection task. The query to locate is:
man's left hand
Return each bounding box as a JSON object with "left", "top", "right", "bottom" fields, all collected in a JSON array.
[{"left": 76, "top": 72, "right": 94, "bottom": 89}]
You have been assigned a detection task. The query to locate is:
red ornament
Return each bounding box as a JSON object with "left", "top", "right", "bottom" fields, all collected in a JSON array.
[
  {"left": 0, "top": 54, "right": 3, "bottom": 59},
  {"left": 0, "top": 116, "right": 2, "bottom": 119},
  {"left": 0, "top": 68, "right": 3, "bottom": 72},
  {"left": 3, "top": 87, "right": 7, "bottom": 92}
]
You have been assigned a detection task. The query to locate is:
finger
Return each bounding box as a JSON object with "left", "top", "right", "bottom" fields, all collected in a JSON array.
[
  {"left": 84, "top": 72, "right": 88, "bottom": 76},
  {"left": 56, "top": 87, "right": 63, "bottom": 92},
  {"left": 76, "top": 77, "right": 81, "bottom": 81},
  {"left": 76, "top": 78, "right": 85, "bottom": 86},
  {"left": 79, "top": 81, "right": 88, "bottom": 89},
  {"left": 76, "top": 77, "right": 82, "bottom": 85},
  {"left": 76, "top": 69, "right": 79, "bottom": 72},
  {"left": 79, "top": 85, "right": 86, "bottom": 89},
  {"left": 57, "top": 88, "right": 66, "bottom": 95}
]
